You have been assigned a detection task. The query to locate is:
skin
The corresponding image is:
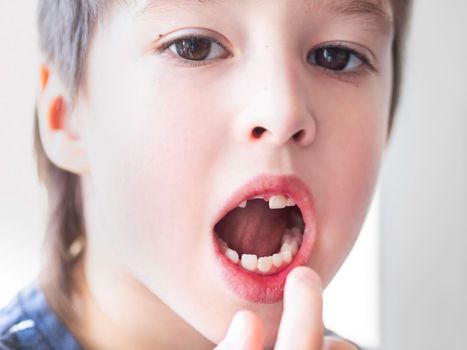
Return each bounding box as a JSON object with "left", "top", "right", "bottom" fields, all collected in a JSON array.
[
  {"left": 216, "top": 267, "right": 357, "bottom": 350},
  {"left": 37, "top": 0, "right": 394, "bottom": 348}
]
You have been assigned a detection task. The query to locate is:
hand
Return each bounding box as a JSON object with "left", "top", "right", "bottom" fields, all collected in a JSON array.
[{"left": 215, "top": 266, "right": 357, "bottom": 350}]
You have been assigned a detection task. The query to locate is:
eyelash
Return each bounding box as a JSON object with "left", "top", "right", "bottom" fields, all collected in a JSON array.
[
  {"left": 157, "top": 34, "right": 228, "bottom": 67},
  {"left": 310, "top": 43, "right": 377, "bottom": 81},
  {"left": 156, "top": 35, "right": 376, "bottom": 80}
]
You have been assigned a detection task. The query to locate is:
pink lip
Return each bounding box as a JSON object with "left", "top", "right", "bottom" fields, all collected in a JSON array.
[{"left": 211, "top": 174, "right": 317, "bottom": 304}]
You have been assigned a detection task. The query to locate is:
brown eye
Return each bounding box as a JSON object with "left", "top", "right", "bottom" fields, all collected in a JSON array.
[
  {"left": 168, "top": 36, "right": 228, "bottom": 61},
  {"left": 174, "top": 37, "right": 211, "bottom": 60},
  {"left": 308, "top": 46, "right": 363, "bottom": 71}
]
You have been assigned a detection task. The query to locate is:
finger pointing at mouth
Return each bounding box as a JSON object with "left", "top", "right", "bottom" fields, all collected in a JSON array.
[{"left": 274, "top": 266, "right": 324, "bottom": 350}]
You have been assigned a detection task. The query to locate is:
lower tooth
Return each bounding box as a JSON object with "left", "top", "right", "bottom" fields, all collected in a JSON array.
[
  {"left": 241, "top": 254, "right": 258, "bottom": 271},
  {"left": 289, "top": 241, "right": 299, "bottom": 255},
  {"left": 282, "top": 232, "right": 293, "bottom": 244},
  {"left": 280, "top": 240, "right": 298, "bottom": 256},
  {"left": 225, "top": 248, "right": 239, "bottom": 264},
  {"left": 291, "top": 228, "right": 303, "bottom": 243},
  {"left": 280, "top": 229, "right": 301, "bottom": 256},
  {"left": 218, "top": 238, "right": 228, "bottom": 252},
  {"left": 282, "top": 250, "right": 292, "bottom": 263},
  {"left": 290, "top": 227, "right": 302, "bottom": 236},
  {"left": 272, "top": 253, "right": 283, "bottom": 268},
  {"left": 257, "top": 256, "right": 273, "bottom": 273}
]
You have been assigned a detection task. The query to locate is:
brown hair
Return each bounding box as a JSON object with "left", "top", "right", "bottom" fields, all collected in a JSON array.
[{"left": 35, "top": 0, "right": 412, "bottom": 322}]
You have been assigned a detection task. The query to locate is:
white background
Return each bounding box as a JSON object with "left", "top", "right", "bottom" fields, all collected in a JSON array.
[
  {"left": 380, "top": 0, "right": 467, "bottom": 349},
  {"left": 1, "top": 1, "right": 466, "bottom": 349}
]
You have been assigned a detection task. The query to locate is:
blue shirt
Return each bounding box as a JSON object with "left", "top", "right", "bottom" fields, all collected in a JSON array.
[
  {"left": 1, "top": 281, "right": 361, "bottom": 350},
  {"left": 0, "top": 281, "right": 83, "bottom": 350}
]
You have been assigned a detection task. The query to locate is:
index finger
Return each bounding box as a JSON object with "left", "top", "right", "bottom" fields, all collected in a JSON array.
[{"left": 274, "top": 266, "right": 324, "bottom": 350}]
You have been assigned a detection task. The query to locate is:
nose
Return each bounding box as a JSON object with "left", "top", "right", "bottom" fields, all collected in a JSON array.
[{"left": 232, "top": 54, "right": 317, "bottom": 148}]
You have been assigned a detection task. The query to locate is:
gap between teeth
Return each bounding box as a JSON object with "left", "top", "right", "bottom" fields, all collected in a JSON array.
[
  {"left": 238, "top": 194, "right": 296, "bottom": 210},
  {"left": 218, "top": 227, "right": 302, "bottom": 273}
]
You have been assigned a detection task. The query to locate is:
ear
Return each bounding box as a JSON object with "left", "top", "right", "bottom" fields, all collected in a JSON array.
[{"left": 37, "top": 63, "right": 89, "bottom": 175}]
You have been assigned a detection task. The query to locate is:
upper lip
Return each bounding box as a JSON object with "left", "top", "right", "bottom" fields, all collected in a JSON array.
[{"left": 212, "top": 174, "right": 316, "bottom": 239}]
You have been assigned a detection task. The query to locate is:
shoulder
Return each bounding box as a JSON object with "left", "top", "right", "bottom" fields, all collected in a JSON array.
[{"left": 0, "top": 281, "right": 83, "bottom": 350}]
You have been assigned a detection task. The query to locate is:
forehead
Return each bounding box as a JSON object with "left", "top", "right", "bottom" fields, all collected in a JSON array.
[
  {"left": 128, "top": 0, "right": 393, "bottom": 35},
  {"left": 138, "top": 0, "right": 389, "bottom": 12}
]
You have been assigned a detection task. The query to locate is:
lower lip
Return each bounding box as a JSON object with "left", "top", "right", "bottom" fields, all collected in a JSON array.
[{"left": 211, "top": 226, "right": 315, "bottom": 304}]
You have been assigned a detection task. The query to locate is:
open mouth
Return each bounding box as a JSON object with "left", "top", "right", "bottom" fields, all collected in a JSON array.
[
  {"left": 214, "top": 194, "right": 305, "bottom": 275},
  {"left": 211, "top": 174, "right": 315, "bottom": 303}
]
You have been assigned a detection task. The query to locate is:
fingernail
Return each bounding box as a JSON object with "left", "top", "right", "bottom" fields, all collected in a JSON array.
[{"left": 295, "top": 267, "right": 323, "bottom": 290}]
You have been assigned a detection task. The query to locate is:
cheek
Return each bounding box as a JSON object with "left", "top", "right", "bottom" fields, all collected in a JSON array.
[
  {"left": 84, "top": 69, "right": 224, "bottom": 284},
  {"left": 307, "top": 80, "right": 388, "bottom": 285}
]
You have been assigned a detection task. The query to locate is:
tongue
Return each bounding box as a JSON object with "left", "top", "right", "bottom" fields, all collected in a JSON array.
[{"left": 214, "top": 199, "right": 289, "bottom": 257}]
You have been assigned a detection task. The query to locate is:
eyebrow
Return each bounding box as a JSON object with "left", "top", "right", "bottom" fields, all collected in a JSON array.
[
  {"left": 311, "top": 0, "right": 393, "bottom": 34},
  {"left": 136, "top": 0, "right": 393, "bottom": 34}
]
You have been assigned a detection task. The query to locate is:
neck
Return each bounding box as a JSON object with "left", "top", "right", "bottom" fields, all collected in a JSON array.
[{"left": 43, "top": 244, "right": 214, "bottom": 350}]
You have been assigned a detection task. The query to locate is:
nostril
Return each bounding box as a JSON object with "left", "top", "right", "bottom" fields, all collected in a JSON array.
[
  {"left": 251, "top": 126, "right": 266, "bottom": 139},
  {"left": 293, "top": 130, "right": 304, "bottom": 142}
]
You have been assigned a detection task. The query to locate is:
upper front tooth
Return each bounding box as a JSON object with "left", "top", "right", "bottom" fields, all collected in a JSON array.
[
  {"left": 238, "top": 200, "right": 247, "bottom": 208},
  {"left": 269, "top": 194, "right": 288, "bottom": 209},
  {"left": 286, "top": 198, "right": 296, "bottom": 207}
]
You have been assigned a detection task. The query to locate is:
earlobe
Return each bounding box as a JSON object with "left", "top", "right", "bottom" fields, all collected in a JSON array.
[{"left": 37, "top": 63, "right": 89, "bottom": 175}]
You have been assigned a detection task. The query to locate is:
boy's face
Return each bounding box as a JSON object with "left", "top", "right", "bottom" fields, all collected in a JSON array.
[{"left": 76, "top": 0, "right": 393, "bottom": 345}]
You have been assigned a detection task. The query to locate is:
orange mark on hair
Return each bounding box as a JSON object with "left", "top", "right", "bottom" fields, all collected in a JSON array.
[
  {"left": 49, "top": 97, "right": 65, "bottom": 130},
  {"left": 40, "top": 65, "right": 49, "bottom": 91}
]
